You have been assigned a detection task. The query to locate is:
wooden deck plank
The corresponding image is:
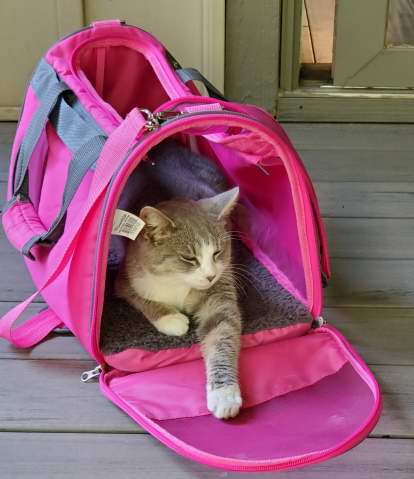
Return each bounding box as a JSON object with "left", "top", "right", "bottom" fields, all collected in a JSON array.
[
  {"left": 0, "top": 358, "right": 411, "bottom": 438},
  {"left": 3, "top": 216, "right": 414, "bottom": 287},
  {"left": 325, "top": 218, "right": 414, "bottom": 259},
  {"left": 283, "top": 123, "right": 414, "bottom": 151},
  {"left": 315, "top": 182, "right": 414, "bottom": 218},
  {"left": 2, "top": 207, "right": 414, "bottom": 306},
  {"left": 0, "top": 359, "right": 136, "bottom": 433},
  {"left": 300, "top": 149, "right": 414, "bottom": 182},
  {"left": 0, "top": 301, "right": 85, "bottom": 360},
  {"left": 3, "top": 256, "right": 413, "bottom": 307},
  {"left": 12, "top": 179, "right": 414, "bottom": 219},
  {"left": 326, "top": 259, "right": 414, "bottom": 307},
  {"left": 325, "top": 307, "right": 414, "bottom": 366},
  {"left": 3, "top": 124, "right": 414, "bottom": 183},
  {"left": 0, "top": 248, "right": 40, "bottom": 301},
  {"left": 0, "top": 433, "right": 412, "bottom": 479},
  {"left": 0, "top": 306, "right": 412, "bottom": 366},
  {"left": 0, "top": 333, "right": 87, "bottom": 360}
]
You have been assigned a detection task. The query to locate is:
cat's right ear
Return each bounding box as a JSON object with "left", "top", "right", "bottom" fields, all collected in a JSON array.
[{"left": 139, "top": 206, "right": 175, "bottom": 243}]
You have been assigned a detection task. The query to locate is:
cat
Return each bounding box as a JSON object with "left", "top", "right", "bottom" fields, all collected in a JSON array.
[{"left": 115, "top": 187, "right": 243, "bottom": 419}]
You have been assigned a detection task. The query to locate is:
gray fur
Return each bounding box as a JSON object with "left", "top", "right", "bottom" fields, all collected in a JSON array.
[
  {"left": 114, "top": 183, "right": 243, "bottom": 417},
  {"left": 101, "top": 240, "right": 311, "bottom": 353}
]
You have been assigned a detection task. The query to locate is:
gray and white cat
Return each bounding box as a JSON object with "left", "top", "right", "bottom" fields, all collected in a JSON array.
[{"left": 115, "top": 187, "right": 242, "bottom": 419}]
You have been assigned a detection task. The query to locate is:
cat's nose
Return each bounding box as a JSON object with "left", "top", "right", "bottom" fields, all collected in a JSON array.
[{"left": 206, "top": 274, "right": 216, "bottom": 283}]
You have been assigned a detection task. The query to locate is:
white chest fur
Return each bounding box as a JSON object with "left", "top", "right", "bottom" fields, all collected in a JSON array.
[{"left": 131, "top": 272, "right": 191, "bottom": 311}]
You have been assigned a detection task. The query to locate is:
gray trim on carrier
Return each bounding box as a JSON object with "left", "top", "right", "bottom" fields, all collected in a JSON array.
[{"left": 10, "top": 59, "right": 107, "bottom": 257}]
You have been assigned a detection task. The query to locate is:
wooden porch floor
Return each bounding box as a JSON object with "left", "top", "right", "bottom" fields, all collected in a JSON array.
[{"left": 0, "top": 122, "right": 413, "bottom": 478}]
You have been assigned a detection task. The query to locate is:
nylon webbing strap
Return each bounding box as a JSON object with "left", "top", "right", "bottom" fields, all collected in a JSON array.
[
  {"left": 13, "top": 59, "right": 108, "bottom": 256},
  {"left": 176, "top": 67, "right": 226, "bottom": 101},
  {"left": 49, "top": 95, "right": 104, "bottom": 153},
  {"left": 22, "top": 134, "right": 107, "bottom": 256},
  {"left": 14, "top": 80, "right": 69, "bottom": 194}
]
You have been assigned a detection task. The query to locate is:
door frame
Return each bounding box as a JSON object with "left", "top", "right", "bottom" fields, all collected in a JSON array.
[
  {"left": 277, "top": 0, "right": 414, "bottom": 122},
  {"left": 333, "top": 0, "right": 414, "bottom": 88}
]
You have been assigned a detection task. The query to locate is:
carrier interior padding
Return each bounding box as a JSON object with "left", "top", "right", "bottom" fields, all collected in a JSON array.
[{"left": 100, "top": 139, "right": 312, "bottom": 354}]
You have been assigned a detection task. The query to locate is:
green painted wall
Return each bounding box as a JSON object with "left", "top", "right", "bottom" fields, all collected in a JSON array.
[{"left": 224, "top": 0, "right": 281, "bottom": 115}]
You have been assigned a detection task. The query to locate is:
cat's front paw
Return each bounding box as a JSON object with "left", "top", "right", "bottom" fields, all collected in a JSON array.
[
  {"left": 154, "top": 313, "right": 189, "bottom": 336},
  {"left": 207, "top": 384, "right": 242, "bottom": 419}
]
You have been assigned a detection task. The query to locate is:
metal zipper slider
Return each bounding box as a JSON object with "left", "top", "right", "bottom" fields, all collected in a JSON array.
[
  {"left": 312, "top": 316, "right": 326, "bottom": 328},
  {"left": 316, "top": 316, "right": 326, "bottom": 327},
  {"left": 81, "top": 365, "right": 103, "bottom": 383},
  {"left": 154, "top": 110, "right": 183, "bottom": 122},
  {"left": 139, "top": 109, "right": 183, "bottom": 131},
  {"left": 139, "top": 109, "right": 160, "bottom": 131}
]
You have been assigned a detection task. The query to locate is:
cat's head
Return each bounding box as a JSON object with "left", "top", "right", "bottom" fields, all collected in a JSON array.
[{"left": 138, "top": 187, "right": 239, "bottom": 290}]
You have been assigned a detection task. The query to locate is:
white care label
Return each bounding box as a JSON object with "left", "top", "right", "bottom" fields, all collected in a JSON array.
[{"left": 112, "top": 209, "right": 145, "bottom": 240}]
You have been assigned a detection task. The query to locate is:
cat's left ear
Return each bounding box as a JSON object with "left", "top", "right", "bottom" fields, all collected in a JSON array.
[
  {"left": 139, "top": 206, "right": 175, "bottom": 243},
  {"left": 198, "top": 187, "right": 239, "bottom": 220}
]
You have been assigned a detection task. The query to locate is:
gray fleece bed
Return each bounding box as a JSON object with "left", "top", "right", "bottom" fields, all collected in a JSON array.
[{"left": 100, "top": 139, "right": 312, "bottom": 354}]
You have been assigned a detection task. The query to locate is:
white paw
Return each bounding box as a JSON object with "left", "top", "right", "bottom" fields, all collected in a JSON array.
[
  {"left": 207, "top": 384, "right": 242, "bottom": 419},
  {"left": 154, "top": 313, "right": 189, "bottom": 336}
]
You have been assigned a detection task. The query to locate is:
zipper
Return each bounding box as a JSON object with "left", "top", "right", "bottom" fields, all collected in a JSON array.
[
  {"left": 144, "top": 108, "right": 251, "bottom": 129},
  {"left": 139, "top": 108, "right": 184, "bottom": 131},
  {"left": 81, "top": 364, "right": 103, "bottom": 383},
  {"left": 313, "top": 316, "right": 326, "bottom": 328}
]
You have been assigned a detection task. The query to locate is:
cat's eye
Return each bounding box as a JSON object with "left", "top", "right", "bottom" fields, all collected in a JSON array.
[
  {"left": 213, "top": 249, "right": 223, "bottom": 260},
  {"left": 180, "top": 255, "right": 198, "bottom": 265}
]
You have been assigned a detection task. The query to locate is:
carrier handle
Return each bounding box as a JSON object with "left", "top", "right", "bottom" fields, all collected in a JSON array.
[
  {"left": 20, "top": 133, "right": 107, "bottom": 257},
  {"left": 175, "top": 68, "right": 226, "bottom": 101},
  {"left": 0, "top": 108, "right": 145, "bottom": 348},
  {"left": 4, "top": 60, "right": 108, "bottom": 258},
  {"left": 13, "top": 78, "right": 70, "bottom": 195}
]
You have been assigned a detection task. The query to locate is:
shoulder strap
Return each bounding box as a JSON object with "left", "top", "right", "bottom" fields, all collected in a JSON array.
[
  {"left": 0, "top": 308, "right": 62, "bottom": 349},
  {"left": 175, "top": 67, "right": 226, "bottom": 101},
  {"left": 0, "top": 108, "right": 145, "bottom": 348}
]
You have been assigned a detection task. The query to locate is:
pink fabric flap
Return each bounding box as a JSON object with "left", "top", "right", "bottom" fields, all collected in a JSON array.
[
  {"left": 103, "top": 331, "right": 348, "bottom": 421},
  {"left": 2, "top": 200, "right": 47, "bottom": 253},
  {"left": 103, "top": 322, "right": 310, "bottom": 373}
]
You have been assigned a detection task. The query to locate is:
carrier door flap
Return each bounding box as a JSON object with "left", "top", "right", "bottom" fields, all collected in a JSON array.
[{"left": 99, "top": 329, "right": 380, "bottom": 471}]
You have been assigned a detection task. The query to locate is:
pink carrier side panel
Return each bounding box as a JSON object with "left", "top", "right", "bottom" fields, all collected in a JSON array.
[
  {"left": 36, "top": 125, "right": 71, "bottom": 228},
  {"left": 100, "top": 326, "right": 381, "bottom": 472}
]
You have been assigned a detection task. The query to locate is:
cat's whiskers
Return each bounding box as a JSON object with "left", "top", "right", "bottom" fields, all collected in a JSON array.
[
  {"left": 220, "top": 271, "right": 247, "bottom": 297},
  {"left": 224, "top": 265, "right": 265, "bottom": 300}
]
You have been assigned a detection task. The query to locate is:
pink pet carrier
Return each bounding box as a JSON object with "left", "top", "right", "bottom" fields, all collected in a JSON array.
[{"left": 1, "top": 20, "right": 381, "bottom": 472}]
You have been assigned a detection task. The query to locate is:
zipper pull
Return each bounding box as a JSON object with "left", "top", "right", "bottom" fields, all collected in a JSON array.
[
  {"left": 81, "top": 365, "right": 103, "bottom": 383},
  {"left": 139, "top": 109, "right": 160, "bottom": 131},
  {"left": 154, "top": 110, "right": 183, "bottom": 123},
  {"left": 139, "top": 109, "right": 183, "bottom": 131},
  {"left": 312, "top": 316, "right": 326, "bottom": 328}
]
